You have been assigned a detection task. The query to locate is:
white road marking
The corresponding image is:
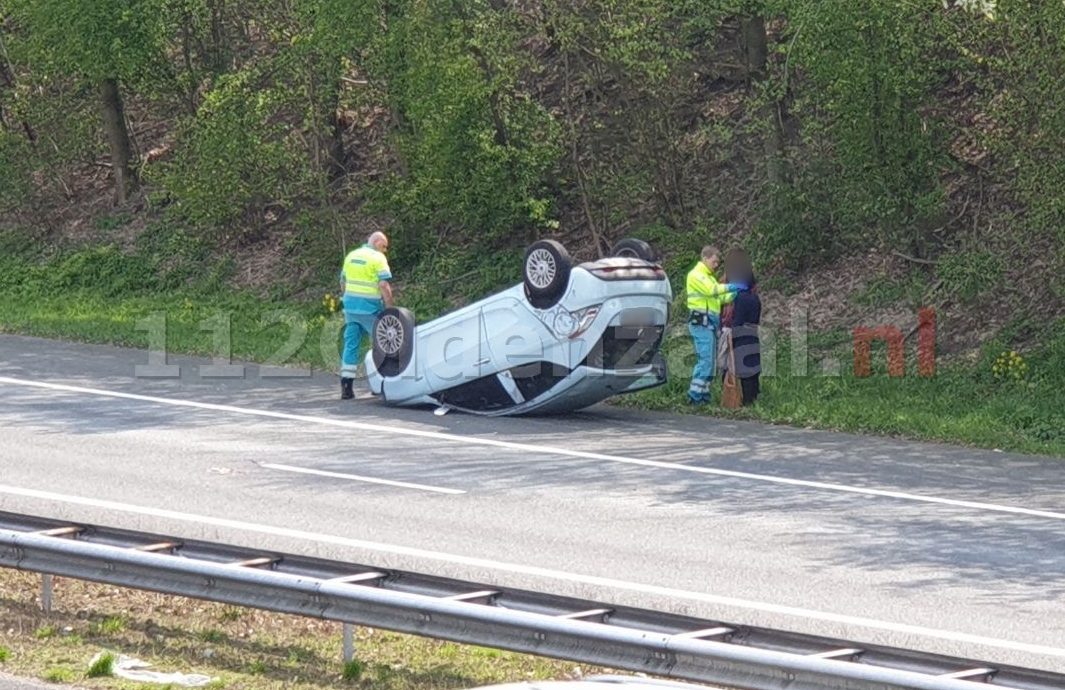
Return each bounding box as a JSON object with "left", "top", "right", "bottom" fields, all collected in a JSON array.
[
  {"left": 1, "top": 376, "right": 1064, "bottom": 521},
  {"left": 261, "top": 462, "right": 464, "bottom": 495},
  {"left": 1, "top": 484, "right": 1063, "bottom": 661}
]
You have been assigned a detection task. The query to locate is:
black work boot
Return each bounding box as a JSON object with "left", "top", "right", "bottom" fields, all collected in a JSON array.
[{"left": 340, "top": 377, "right": 354, "bottom": 400}]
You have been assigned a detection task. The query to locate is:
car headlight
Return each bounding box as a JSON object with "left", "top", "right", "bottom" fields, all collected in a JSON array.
[
  {"left": 556, "top": 305, "right": 600, "bottom": 339},
  {"left": 552, "top": 310, "right": 577, "bottom": 337}
]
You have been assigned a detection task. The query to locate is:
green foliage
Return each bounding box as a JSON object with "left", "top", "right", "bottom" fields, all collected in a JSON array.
[
  {"left": 198, "top": 629, "right": 225, "bottom": 643},
  {"left": 53, "top": 246, "right": 157, "bottom": 296},
  {"left": 944, "top": 1, "right": 1065, "bottom": 242},
  {"left": 34, "top": 625, "right": 56, "bottom": 639},
  {"left": 93, "top": 213, "right": 132, "bottom": 232},
  {"left": 219, "top": 607, "right": 244, "bottom": 622},
  {"left": 0, "top": 226, "right": 220, "bottom": 302},
  {"left": 43, "top": 666, "right": 75, "bottom": 682},
  {"left": 93, "top": 616, "right": 127, "bottom": 635},
  {"left": 5, "top": 0, "right": 167, "bottom": 83},
  {"left": 296, "top": 0, "right": 376, "bottom": 64},
  {"left": 751, "top": 176, "right": 840, "bottom": 269},
  {"left": 87, "top": 652, "right": 115, "bottom": 678},
  {"left": 0, "top": 130, "right": 35, "bottom": 212},
  {"left": 0, "top": 66, "right": 101, "bottom": 206},
  {"left": 852, "top": 272, "right": 928, "bottom": 309},
  {"left": 154, "top": 68, "right": 311, "bottom": 230},
  {"left": 0, "top": 645, "right": 10, "bottom": 661},
  {"left": 132, "top": 221, "right": 213, "bottom": 288},
  {"left": 765, "top": 0, "right": 952, "bottom": 262},
  {"left": 394, "top": 245, "right": 526, "bottom": 322},
  {"left": 936, "top": 249, "right": 1003, "bottom": 301},
  {"left": 991, "top": 349, "right": 1028, "bottom": 382},
  {"left": 368, "top": 0, "right": 561, "bottom": 252},
  {"left": 538, "top": 0, "right": 718, "bottom": 234},
  {"left": 342, "top": 658, "right": 364, "bottom": 682}
]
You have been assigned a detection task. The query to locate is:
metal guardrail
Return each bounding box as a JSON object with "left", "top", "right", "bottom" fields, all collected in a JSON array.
[{"left": 0, "top": 511, "right": 1062, "bottom": 690}]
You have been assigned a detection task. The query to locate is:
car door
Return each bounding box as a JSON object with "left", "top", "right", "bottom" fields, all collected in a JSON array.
[
  {"left": 479, "top": 295, "right": 577, "bottom": 404},
  {"left": 416, "top": 301, "right": 492, "bottom": 393}
]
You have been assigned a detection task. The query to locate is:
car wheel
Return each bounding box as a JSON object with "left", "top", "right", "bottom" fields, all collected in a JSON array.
[
  {"left": 610, "top": 237, "right": 657, "bottom": 262},
  {"left": 523, "top": 239, "right": 572, "bottom": 309},
  {"left": 372, "top": 307, "right": 415, "bottom": 377}
]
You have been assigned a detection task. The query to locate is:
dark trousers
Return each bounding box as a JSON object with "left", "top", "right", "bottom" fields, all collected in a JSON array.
[{"left": 740, "top": 374, "right": 759, "bottom": 405}]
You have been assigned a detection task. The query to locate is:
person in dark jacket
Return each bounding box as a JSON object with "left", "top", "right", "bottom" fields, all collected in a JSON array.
[
  {"left": 720, "top": 248, "right": 758, "bottom": 327},
  {"left": 721, "top": 248, "right": 761, "bottom": 405}
]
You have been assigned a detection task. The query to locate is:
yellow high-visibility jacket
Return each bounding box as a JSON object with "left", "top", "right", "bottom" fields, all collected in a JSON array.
[{"left": 685, "top": 261, "right": 734, "bottom": 315}]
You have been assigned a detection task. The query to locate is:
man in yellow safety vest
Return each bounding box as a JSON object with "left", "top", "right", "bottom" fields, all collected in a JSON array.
[
  {"left": 685, "top": 245, "right": 745, "bottom": 404},
  {"left": 339, "top": 231, "right": 394, "bottom": 399}
]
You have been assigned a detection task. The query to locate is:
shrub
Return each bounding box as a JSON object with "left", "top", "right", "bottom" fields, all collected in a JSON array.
[
  {"left": 342, "top": 659, "right": 364, "bottom": 682},
  {"left": 87, "top": 652, "right": 115, "bottom": 678},
  {"left": 936, "top": 249, "right": 1003, "bottom": 301},
  {"left": 53, "top": 246, "right": 157, "bottom": 297}
]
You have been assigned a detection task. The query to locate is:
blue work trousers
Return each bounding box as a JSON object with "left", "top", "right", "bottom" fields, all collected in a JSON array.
[
  {"left": 341, "top": 311, "right": 378, "bottom": 379},
  {"left": 688, "top": 322, "right": 718, "bottom": 403}
]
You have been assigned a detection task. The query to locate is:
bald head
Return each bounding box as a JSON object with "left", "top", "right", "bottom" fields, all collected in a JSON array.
[{"left": 368, "top": 231, "right": 389, "bottom": 252}]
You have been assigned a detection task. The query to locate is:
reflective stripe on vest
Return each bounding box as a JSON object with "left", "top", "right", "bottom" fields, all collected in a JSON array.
[
  {"left": 686, "top": 262, "right": 725, "bottom": 314},
  {"left": 343, "top": 245, "right": 388, "bottom": 299}
]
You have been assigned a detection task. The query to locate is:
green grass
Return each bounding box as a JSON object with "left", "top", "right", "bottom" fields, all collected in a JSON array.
[
  {"left": 94, "top": 615, "right": 127, "bottom": 635},
  {"left": 0, "top": 287, "right": 345, "bottom": 375},
  {"left": 247, "top": 659, "right": 268, "bottom": 675},
  {"left": 622, "top": 320, "right": 1065, "bottom": 457},
  {"left": 86, "top": 651, "right": 115, "bottom": 678},
  {"left": 342, "top": 658, "right": 365, "bottom": 681},
  {"left": 851, "top": 272, "right": 929, "bottom": 308},
  {"left": 198, "top": 629, "right": 226, "bottom": 644},
  {"left": 34, "top": 625, "right": 56, "bottom": 640},
  {"left": 220, "top": 607, "right": 244, "bottom": 622},
  {"left": 0, "top": 645, "right": 10, "bottom": 661},
  {"left": 1, "top": 570, "right": 603, "bottom": 690},
  {"left": 43, "top": 666, "right": 75, "bottom": 683}
]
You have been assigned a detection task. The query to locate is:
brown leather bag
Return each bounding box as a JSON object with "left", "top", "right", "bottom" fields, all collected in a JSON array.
[{"left": 721, "top": 330, "right": 742, "bottom": 410}]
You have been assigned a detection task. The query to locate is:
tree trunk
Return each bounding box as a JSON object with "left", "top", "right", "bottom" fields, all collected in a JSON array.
[
  {"left": 742, "top": 13, "right": 784, "bottom": 187},
  {"left": 0, "top": 47, "right": 37, "bottom": 142},
  {"left": 179, "top": 6, "right": 199, "bottom": 115},
  {"left": 0, "top": 55, "right": 12, "bottom": 132},
  {"left": 99, "top": 77, "right": 137, "bottom": 203},
  {"left": 321, "top": 71, "right": 346, "bottom": 182}
]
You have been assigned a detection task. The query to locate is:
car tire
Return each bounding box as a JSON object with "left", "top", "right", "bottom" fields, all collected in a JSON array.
[
  {"left": 610, "top": 237, "right": 657, "bottom": 262},
  {"left": 523, "top": 239, "right": 572, "bottom": 309},
  {"left": 372, "top": 307, "right": 415, "bottom": 378}
]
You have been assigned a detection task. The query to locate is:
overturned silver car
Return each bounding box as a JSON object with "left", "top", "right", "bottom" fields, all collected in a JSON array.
[{"left": 365, "top": 238, "right": 672, "bottom": 416}]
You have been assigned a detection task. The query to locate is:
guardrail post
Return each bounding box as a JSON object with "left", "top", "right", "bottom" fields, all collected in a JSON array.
[
  {"left": 343, "top": 623, "right": 354, "bottom": 662},
  {"left": 41, "top": 573, "right": 53, "bottom": 613}
]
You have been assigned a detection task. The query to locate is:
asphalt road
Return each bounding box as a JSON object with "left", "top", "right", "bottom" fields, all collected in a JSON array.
[
  {"left": 0, "top": 673, "right": 89, "bottom": 690},
  {"left": 0, "top": 334, "right": 1063, "bottom": 674}
]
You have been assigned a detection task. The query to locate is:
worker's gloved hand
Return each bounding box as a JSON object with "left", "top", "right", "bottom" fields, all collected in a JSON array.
[{"left": 726, "top": 283, "right": 747, "bottom": 292}]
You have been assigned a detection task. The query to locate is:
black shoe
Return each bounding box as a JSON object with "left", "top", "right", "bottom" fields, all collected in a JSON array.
[{"left": 340, "top": 377, "right": 354, "bottom": 400}]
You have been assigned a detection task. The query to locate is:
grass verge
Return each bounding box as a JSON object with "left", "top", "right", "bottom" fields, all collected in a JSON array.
[
  {"left": 0, "top": 570, "right": 610, "bottom": 690},
  {"left": 619, "top": 321, "right": 1065, "bottom": 457}
]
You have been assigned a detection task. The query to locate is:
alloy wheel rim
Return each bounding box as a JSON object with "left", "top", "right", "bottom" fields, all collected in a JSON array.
[
  {"left": 376, "top": 314, "right": 404, "bottom": 355},
  {"left": 527, "top": 248, "right": 557, "bottom": 289}
]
